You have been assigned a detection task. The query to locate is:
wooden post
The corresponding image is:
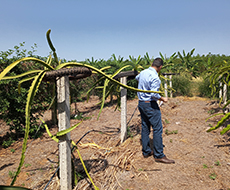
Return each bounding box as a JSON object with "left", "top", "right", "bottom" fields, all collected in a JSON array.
[
  {"left": 169, "top": 75, "right": 172, "bottom": 98},
  {"left": 120, "top": 77, "right": 127, "bottom": 143},
  {"left": 164, "top": 75, "right": 168, "bottom": 98},
  {"left": 57, "top": 76, "right": 72, "bottom": 190}
]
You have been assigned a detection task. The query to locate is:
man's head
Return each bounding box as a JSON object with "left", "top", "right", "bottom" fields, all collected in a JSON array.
[{"left": 151, "top": 58, "right": 163, "bottom": 73}]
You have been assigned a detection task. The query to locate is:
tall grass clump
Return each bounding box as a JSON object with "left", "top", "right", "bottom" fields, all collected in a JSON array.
[{"left": 172, "top": 74, "right": 192, "bottom": 97}]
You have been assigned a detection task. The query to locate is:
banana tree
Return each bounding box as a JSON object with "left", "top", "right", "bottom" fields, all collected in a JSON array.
[{"left": 177, "top": 48, "right": 202, "bottom": 77}]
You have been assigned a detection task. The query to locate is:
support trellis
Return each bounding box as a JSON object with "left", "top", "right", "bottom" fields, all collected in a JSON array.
[
  {"left": 43, "top": 67, "right": 92, "bottom": 190},
  {"left": 43, "top": 68, "right": 139, "bottom": 189}
]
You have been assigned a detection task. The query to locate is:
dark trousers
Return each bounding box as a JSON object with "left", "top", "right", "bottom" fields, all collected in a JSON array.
[{"left": 138, "top": 100, "right": 165, "bottom": 158}]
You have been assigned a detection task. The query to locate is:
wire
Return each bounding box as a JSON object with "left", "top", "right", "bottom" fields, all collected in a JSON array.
[{"left": 127, "top": 105, "right": 138, "bottom": 126}]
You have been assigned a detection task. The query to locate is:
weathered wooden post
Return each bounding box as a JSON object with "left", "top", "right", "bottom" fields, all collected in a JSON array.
[
  {"left": 57, "top": 75, "right": 72, "bottom": 190},
  {"left": 120, "top": 77, "right": 127, "bottom": 143}
]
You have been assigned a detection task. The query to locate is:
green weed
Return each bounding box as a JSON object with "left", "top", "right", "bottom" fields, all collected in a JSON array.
[
  {"left": 24, "top": 163, "right": 31, "bottom": 168},
  {"left": 10, "top": 149, "right": 15, "bottom": 153},
  {"left": 127, "top": 126, "right": 133, "bottom": 139},
  {"left": 8, "top": 171, "right": 17, "bottom": 179},
  {"left": 214, "top": 161, "right": 221, "bottom": 166},
  {"left": 165, "top": 119, "right": 170, "bottom": 124},
  {"left": 165, "top": 129, "right": 178, "bottom": 135},
  {"left": 2, "top": 137, "right": 15, "bottom": 148},
  {"left": 209, "top": 173, "right": 217, "bottom": 180}
]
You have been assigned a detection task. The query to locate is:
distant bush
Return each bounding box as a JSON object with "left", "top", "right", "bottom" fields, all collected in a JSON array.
[
  {"left": 172, "top": 74, "right": 192, "bottom": 97},
  {"left": 197, "top": 77, "right": 213, "bottom": 98}
]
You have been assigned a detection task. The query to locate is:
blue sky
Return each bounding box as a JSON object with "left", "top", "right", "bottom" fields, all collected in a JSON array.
[{"left": 1, "top": 0, "right": 230, "bottom": 61}]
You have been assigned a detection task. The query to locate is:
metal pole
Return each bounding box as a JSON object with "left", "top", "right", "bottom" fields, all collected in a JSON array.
[
  {"left": 57, "top": 76, "right": 72, "bottom": 190},
  {"left": 120, "top": 77, "right": 127, "bottom": 143}
]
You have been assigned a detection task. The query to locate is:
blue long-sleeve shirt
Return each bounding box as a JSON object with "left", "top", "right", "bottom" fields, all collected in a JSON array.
[{"left": 135, "top": 67, "right": 161, "bottom": 101}]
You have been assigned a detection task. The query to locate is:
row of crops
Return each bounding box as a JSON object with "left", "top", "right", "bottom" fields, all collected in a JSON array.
[{"left": 0, "top": 38, "right": 229, "bottom": 144}]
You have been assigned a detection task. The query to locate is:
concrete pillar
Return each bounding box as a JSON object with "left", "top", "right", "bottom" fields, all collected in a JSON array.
[
  {"left": 219, "top": 81, "right": 222, "bottom": 99},
  {"left": 120, "top": 77, "right": 127, "bottom": 143},
  {"left": 223, "top": 83, "right": 227, "bottom": 105},
  {"left": 169, "top": 75, "right": 172, "bottom": 98},
  {"left": 164, "top": 75, "right": 168, "bottom": 98},
  {"left": 57, "top": 76, "right": 72, "bottom": 190}
]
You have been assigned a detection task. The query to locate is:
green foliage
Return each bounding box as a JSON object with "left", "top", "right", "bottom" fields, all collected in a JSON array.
[
  {"left": 172, "top": 74, "right": 192, "bottom": 97},
  {"left": 0, "top": 43, "right": 52, "bottom": 139},
  {"left": 2, "top": 137, "right": 15, "bottom": 148},
  {"left": 197, "top": 77, "right": 212, "bottom": 97},
  {"left": 214, "top": 161, "right": 221, "bottom": 166},
  {"left": 10, "top": 148, "right": 15, "bottom": 153},
  {"left": 165, "top": 129, "right": 178, "bottom": 135},
  {"left": 127, "top": 126, "right": 133, "bottom": 139},
  {"left": 8, "top": 171, "right": 17, "bottom": 179},
  {"left": 165, "top": 119, "right": 170, "bottom": 124},
  {"left": 209, "top": 173, "right": 217, "bottom": 180}
]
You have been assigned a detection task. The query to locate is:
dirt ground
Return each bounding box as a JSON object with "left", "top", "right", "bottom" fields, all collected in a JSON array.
[{"left": 0, "top": 96, "right": 230, "bottom": 190}]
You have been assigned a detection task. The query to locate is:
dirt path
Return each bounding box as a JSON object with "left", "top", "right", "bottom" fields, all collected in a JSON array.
[{"left": 0, "top": 97, "right": 230, "bottom": 190}]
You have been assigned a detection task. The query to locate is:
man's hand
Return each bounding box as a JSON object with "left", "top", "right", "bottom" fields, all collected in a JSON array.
[{"left": 159, "top": 97, "right": 168, "bottom": 103}]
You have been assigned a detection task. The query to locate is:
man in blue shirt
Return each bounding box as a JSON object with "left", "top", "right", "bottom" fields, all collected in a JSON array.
[{"left": 136, "top": 58, "right": 175, "bottom": 164}]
